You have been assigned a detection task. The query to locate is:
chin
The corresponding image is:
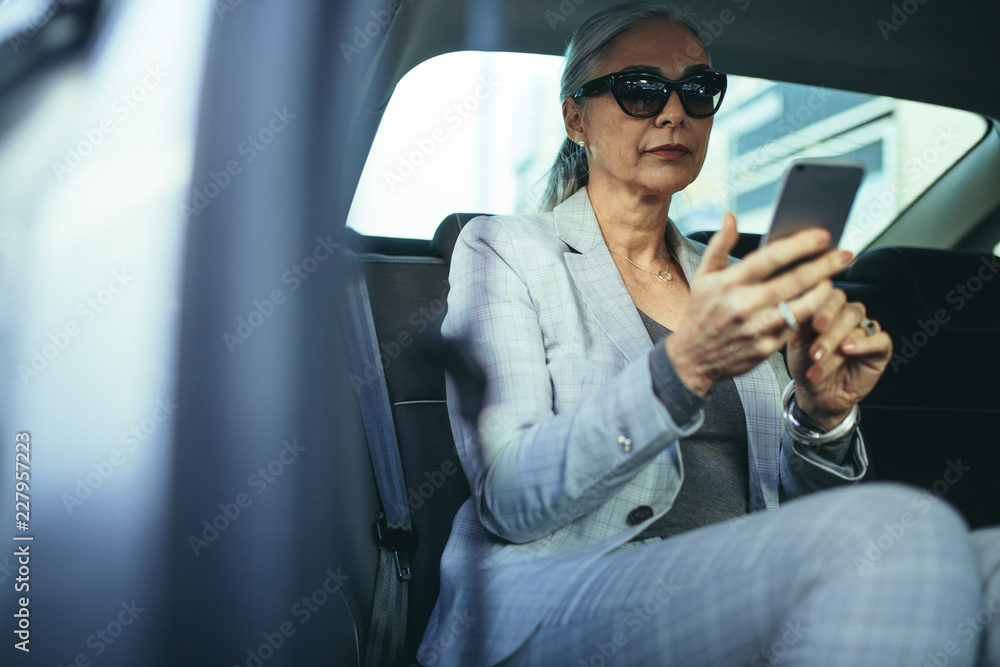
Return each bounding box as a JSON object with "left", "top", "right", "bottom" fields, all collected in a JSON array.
[
  {"left": 639, "top": 176, "right": 697, "bottom": 198},
  {"left": 642, "top": 164, "right": 700, "bottom": 189}
]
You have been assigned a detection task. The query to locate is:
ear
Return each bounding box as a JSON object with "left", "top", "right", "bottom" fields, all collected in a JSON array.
[{"left": 562, "top": 97, "right": 586, "bottom": 145}]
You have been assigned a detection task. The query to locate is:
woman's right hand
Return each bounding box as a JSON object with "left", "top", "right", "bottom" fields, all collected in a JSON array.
[{"left": 665, "top": 213, "right": 854, "bottom": 396}]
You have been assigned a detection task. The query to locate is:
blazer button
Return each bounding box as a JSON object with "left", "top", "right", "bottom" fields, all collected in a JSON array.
[{"left": 626, "top": 505, "right": 653, "bottom": 526}]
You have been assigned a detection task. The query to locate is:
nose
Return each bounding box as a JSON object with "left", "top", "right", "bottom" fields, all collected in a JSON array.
[{"left": 655, "top": 90, "right": 687, "bottom": 127}]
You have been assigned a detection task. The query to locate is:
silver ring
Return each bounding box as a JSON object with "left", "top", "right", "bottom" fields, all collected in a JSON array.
[
  {"left": 859, "top": 318, "right": 877, "bottom": 336},
  {"left": 776, "top": 301, "right": 799, "bottom": 332}
]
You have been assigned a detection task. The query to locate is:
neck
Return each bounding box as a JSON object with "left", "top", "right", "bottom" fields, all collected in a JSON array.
[{"left": 587, "top": 178, "right": 673, "bottom": 264}]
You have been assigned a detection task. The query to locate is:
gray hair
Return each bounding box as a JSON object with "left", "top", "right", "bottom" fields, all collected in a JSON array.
[{"left": 540, "top": 3, "right": 708, "bottom": 212}]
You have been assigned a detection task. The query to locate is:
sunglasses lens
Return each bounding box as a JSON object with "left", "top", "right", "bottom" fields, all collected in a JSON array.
[
  {"left": 617, "top": 76, "right": 667, "bottom": 116},
  {"left": 679, "top": 75, "right": 725, "bottom": 117}
]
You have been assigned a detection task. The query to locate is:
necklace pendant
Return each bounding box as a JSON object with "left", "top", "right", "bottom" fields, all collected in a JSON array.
[{"left": 657, "top": 270, "right": 673, "bottom": 282}]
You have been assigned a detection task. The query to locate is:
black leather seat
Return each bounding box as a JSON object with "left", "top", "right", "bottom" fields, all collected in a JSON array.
[{"left": 844, "top": 247, "right": 1000, "bottom": 528}]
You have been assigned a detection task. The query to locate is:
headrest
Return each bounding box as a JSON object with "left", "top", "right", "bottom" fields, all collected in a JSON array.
[{"left": 431, "top": 213, "right": 490, "bottom": 263}]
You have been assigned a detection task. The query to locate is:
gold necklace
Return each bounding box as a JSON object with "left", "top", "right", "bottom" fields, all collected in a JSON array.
[{"left": 608, "top": 246, "right": 674, "bottom": 282}]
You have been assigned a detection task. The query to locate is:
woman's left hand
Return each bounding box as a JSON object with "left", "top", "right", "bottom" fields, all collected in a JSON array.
[{"left": 785, "top": 285, "right": 894, "bottom": 430}]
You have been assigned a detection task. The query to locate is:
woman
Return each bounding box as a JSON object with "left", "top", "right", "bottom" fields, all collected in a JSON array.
[{"left": 417, "top": 4, "right": 1000, "bottom": 666}]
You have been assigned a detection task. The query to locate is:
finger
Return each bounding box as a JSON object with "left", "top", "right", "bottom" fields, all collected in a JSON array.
[
  {"left": 842, "top": 317, "right": 883, "bottom": 352},
  {"left": 841, "top": 327, "right": 892, "bottom": 358},
  {"left": 732, "top": 247, "right": 849, "bottom": 316},
  {"left": 764, "top": 247, "right": 853, "bottom": 305},
  {"left": 749, "top": 279, "right": 832, "bottom": 339},
  {"left": 694, "top": 212, "right": 739, "bottom": 279},
  {"left": 809, "top": 301, "right": 866, "bottom": 364},
  {"left": 810, "top": 288, "right": 847, "bottom": 335},
  {"left": 807, "top": 330, "right": 893, "bottom": 384},
  {"left": 732, "top": 227, "right": 832, "bottom": 284},
  {"left": 789, "top": 278, "right": 834, "bottom": 330}
]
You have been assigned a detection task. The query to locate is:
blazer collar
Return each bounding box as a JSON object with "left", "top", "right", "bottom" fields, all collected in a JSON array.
[
  {"left": 553, "top": 186, "right": 709, "bottom": 282},
  {"left": 553, "top": 187, "right": 708, "bottom": 364},
  {"left": 552, "top": 187, "right": 606, "bottom": 254}
]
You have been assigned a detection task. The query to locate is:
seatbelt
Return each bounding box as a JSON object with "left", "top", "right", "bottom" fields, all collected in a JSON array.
[{"left": 342, "top": 251, "right": 416, "bottom": 667}]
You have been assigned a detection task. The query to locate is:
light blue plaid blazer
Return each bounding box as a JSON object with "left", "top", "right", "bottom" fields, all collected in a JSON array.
[{"left": 417, "top": 187, "right": 868, "bottom": 667}]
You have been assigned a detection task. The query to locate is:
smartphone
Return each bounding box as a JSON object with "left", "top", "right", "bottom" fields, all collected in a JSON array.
[{"left": 759, "top": 158, "right": 865, "bottom": 254}]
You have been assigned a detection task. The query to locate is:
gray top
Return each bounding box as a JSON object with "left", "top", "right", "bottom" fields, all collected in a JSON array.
[
  {"left": 632, "top": 309, "right": 750, "bottom": 540},
  {"left": 631, "top": 308, "right": 855, "bottom": 540}
]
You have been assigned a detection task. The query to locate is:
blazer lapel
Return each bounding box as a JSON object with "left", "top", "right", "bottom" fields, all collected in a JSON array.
[{"left": 554, "top": 189, "right": 654, "bottom": 364}]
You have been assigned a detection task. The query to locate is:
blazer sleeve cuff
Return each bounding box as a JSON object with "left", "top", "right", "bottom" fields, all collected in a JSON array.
[{"left": 649, "top": 337, "right": 706, "bottom": 428}]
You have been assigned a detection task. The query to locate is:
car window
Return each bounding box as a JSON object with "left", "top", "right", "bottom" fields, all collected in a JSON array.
[{"left": 347, "top": 51, "right": 987, "bottom": 253}]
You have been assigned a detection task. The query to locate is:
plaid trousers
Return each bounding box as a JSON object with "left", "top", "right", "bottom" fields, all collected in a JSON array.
[{"left": 499, "top": 483, "right": 1000, "bottom": 667}]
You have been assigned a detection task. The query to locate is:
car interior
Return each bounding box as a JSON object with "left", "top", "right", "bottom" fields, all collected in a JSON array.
[{"left": 1, "top": 0, "right": 998, "bottom": 665}]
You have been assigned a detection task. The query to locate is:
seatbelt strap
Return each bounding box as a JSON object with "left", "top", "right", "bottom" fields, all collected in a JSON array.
[{"left": 342, "top": 252, "right": 415, "bottom": 667}]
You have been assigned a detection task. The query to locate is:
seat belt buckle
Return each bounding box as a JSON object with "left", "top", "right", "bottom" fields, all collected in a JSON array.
[{"left": 374, "top": 513, "right": 418, "bottom": 581}]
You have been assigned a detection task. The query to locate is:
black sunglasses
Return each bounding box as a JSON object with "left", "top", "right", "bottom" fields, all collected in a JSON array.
[{"left": 573, "top": 70, "right": 728, "bottom": 118}]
